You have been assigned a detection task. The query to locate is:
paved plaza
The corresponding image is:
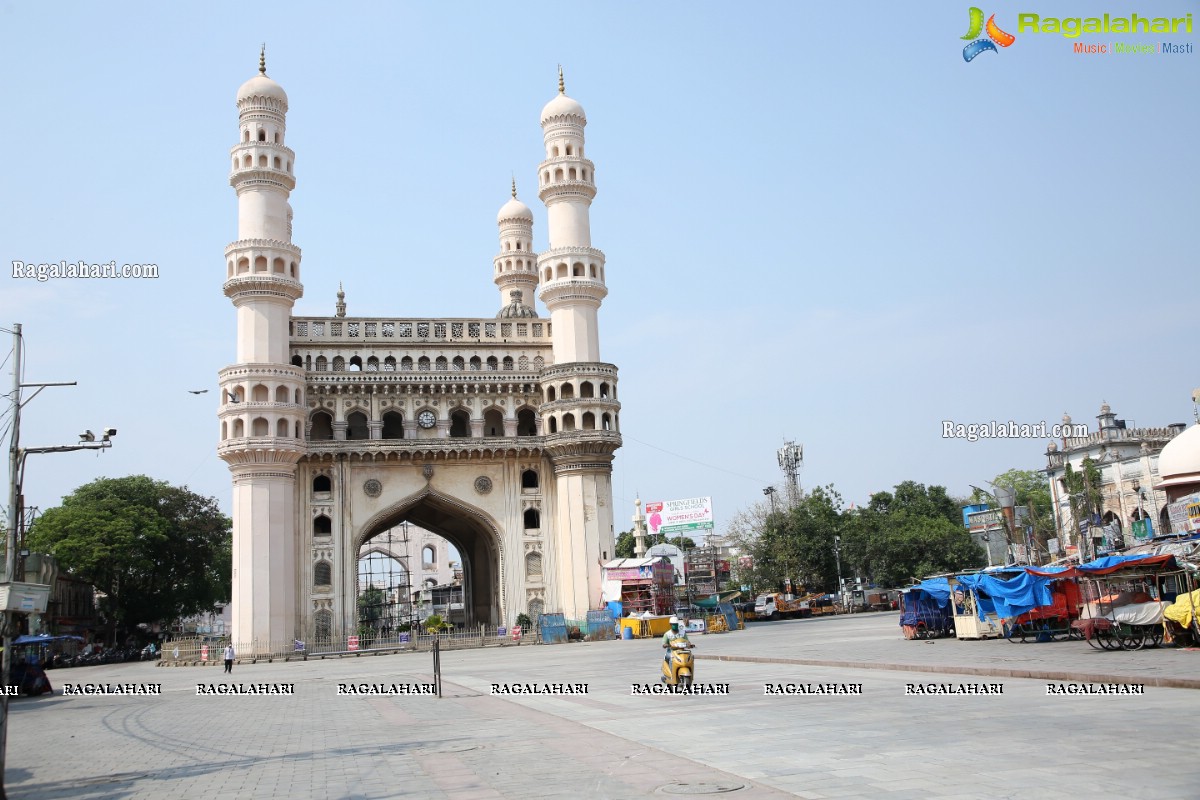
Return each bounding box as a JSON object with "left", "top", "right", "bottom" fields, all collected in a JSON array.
[{"left": 7, "top": 613, "right": 1200, "bottom": 799}]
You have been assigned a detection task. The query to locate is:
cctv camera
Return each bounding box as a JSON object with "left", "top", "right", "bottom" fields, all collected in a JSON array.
[
  {"left": 80, "top": 430, "right": 95, "bottom": 442},
  {"left": 104, "top": 427, "right": 117, "bottom": 437}
]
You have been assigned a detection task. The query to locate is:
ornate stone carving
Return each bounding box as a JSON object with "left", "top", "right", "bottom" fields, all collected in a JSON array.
[
  {"left": 363, "top": 479, "right": 382, "bottom": 497},
  {"left": 422, "top": 464, "right": 434, "bottom": 480},
  {"left": 474, "top": 476, "right": 493, "bottom": 495}
]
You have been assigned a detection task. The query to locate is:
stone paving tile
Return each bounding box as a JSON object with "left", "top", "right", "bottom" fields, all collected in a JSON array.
[{"left": 10, "top": 615, "right": 1200, "bottom": 798}]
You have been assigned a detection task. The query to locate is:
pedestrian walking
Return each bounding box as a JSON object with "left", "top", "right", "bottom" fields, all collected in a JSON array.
[{"left": 223, "top": 643, "right": 235, "bottom": 674}]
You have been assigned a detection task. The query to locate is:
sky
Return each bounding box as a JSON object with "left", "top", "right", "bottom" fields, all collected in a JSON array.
[{"left": 2, "top": 1, "right": 1197, "bottom": 540}]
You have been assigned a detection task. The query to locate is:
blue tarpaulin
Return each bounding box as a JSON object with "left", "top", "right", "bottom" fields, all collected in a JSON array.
[
  {"left": 907, "top": 577, "right": 952, "bottom": 606},
  {"left": 954, "top": 571, "right": 1054, "bottom": 621}
]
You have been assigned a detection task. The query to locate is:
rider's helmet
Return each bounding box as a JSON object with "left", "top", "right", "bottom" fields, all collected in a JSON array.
[{"left": 669, "top": 615, "right": 680, "bottom": 630}]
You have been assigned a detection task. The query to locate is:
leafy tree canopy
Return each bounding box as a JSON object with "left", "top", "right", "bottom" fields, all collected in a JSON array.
[{"left": 27, "top": 475, "right": 231, "bottom": 633}]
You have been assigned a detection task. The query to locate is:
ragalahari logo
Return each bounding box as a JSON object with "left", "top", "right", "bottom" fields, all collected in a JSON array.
[{"left": 962, "top": 7, "right": 1016, "bottom": 61}]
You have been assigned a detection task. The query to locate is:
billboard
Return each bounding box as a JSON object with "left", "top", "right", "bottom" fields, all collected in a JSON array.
[{"left": 645, "top": 497, "right": 713, "bottom": 536}]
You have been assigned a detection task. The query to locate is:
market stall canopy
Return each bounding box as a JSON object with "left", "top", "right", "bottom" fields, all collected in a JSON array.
[
  {"left": 12, "top": 634, "right": 84, "bottom": 645},
  {"left": 954, "top": 571, "right": 1054, "bottom": 621},
  {"left": 1028, "top": 553, "right": 1179, "bottom": 579},
  {"left": 902, "top": 577, "right": 952, "bottom": 607}
]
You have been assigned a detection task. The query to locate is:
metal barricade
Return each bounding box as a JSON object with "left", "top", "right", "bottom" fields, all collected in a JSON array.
[
  {"left": 585, "top": 609, "right": 616, "bottom": 641},
  {"left": 539, "top": 612, "right": 569, "bottom": 644},
  {"left": 717, "top": 602, "right": 739, "bottom": 633}
]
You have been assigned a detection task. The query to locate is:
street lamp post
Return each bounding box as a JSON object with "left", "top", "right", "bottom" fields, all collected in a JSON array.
[
  {"left": 2, "top": 323, "right": 116, "bottom": 799},
  {"left": 833, "top": 535, "right": 844, "bottom": 611},
  {"left": 762, "top": 486, "right": 777, "bottom": 514}
]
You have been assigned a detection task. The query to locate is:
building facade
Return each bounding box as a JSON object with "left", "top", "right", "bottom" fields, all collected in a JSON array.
[
  {"left": 217, "top": 58, "right": 621, "bottom": 653},
  {"left": 1044, "top": 403, "right": 1186, "bottom": 557}
]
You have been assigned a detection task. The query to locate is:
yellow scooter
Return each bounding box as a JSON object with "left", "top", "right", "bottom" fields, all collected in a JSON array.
[{"left": 660, "top": 637, "right": 695, "bottom": 687}]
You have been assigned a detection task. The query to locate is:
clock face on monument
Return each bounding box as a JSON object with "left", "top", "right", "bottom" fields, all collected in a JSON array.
[{"left": 417, "top": 410, "right": 436, "bottom": 429}]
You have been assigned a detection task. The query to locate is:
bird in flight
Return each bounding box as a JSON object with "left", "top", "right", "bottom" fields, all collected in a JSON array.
[{"left": 188, "top": 389, "right": 209, "bottom": 394}]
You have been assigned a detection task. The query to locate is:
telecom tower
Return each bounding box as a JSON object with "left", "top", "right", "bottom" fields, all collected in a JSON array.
[{"left": 777, "top": 441, "right": 804, "bottom": 507}]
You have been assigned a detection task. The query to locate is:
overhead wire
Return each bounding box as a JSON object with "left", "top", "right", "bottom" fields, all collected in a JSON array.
[{"left": 622, "top": 433, "right": 772, "bottom": 486}]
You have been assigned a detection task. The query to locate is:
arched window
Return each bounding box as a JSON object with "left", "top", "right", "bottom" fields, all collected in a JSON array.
[
  {"left": 528, "top": 599, "right": 544, "bottom": 625},
  {"left": 599, "top": 382, "right": 609, "bottom": 399},
  {"left": 572, "top": 263, "right": 584, "bottom": 277},
  {"left": 315, "top": 356, "right": 328, "bottom": 372},
  {"left": 314, "top": 515, "right": 332, "bottom": 535},
  {"left": 548, "top": 417, "right": 558, "bottom": 434},
  {"left": 524, "top": 509, "right": 541, "bottom": 529},
  {"left": 486, "top": 356, "right": 498, "bottom": 372},
  {"left": 291, "top": 355, "right": 303, "bottom": 367},
  {"left": 349, "top": 356, "right": 363, "bottom": 372},
  {"left": 518, "top": 355, "right": 529, "bottom": 371},
  {"left": 232, "top": 419, "right": 245, "bottom": 437},
  {"left": 220, "top": 421, "right": 227, "bottom": 440},
  {"left": 275, "top": 386, "right": 290, "bottom": 402},
  {"left": 252, "top": 384, "right": 269, "bottom": 402},
  {"left": 525, "top": 551, "right": 543, "bottom": 579},
  {"left": 384, "top": 356, "right": 397, "bottom": 372},
  {"left": 346, "top": 411, "right": 369, "bottom": 440},
  {"left": 314, "top": 609, "right": 332, "bottom": 643},
  {"left": 422, "top": 546, "right": 436, "bottom": 568},
  {"left": 561, "top": 383, "right": 575, "bottom": 400},
  {"left": 314, "top": 561, "right": 332, "bottom": 586},
  {"left": 382, "top": 411, "right": 404, "bottom": 439},
  {"left": 251, "top": 417, "right": 269, "bottom": 436},
  {"left": 484, "top": 409, "right": 504, "bottom": 437},
  {"left": 276, "top": 418, "right": 290, "bottom": 437},
  {"left": 313, "top": 475, "right": 332, "bottom": 494},
  {"left": 418, "top": 357, "right": 430, "bottom": 372},
  {"left": 366, "top": 356, "right": 379, "bottom": 372},
  {"left": 521, "top": 469, "right": 539, "bottom": 489},
  {"left": 401, "top": 356, "right": 413, "bottom": 372},
  {"left": 332, "top": 356, "right": 345, "bottom": 372},
  {"left": 602, "top": 413, "right": 612, "bottom": 431},
  {"left": 435, "top": 356, "right": 448, "bottom": 372},
  {"left": 562, "top": 413, "right": 576, "bottom": 432},
  {"left": 517, "top": 408, "right": 537, "bottom": 437},
  {"left": 452, "top": 356, "right": 465, "bottom": 372},
  {"left": 580, "top": 381, "right": 594, "bottom": 398},
  {"left": 449, "top": 409, "right": 471, "bottom": 438},
  {"left": 502, "top": 356, "right": 514, "bottom": 371},
  {"left": 582, "top": 412, "right": 596, "bottom": 430},
  {"left": 310, "top": 411, "right": 333, "bottom": 440},
  {"left": 257, "top": 129, "right": 266, "bottom": 142},
  {"left": 469, "top": 356, "right": 482, "bottom": 371},
  {"left": 546, "top": 386, "right": 556, "bottom": 402}
]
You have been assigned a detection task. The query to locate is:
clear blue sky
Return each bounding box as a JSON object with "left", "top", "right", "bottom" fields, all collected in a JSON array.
[{"left": 2, "top": 1, "right": 1196, "bottom": 536}]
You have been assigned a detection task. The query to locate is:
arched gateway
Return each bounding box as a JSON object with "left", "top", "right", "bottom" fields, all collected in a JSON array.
[{"left": 218, "top": 57, "right": 621, "bottom": 654}]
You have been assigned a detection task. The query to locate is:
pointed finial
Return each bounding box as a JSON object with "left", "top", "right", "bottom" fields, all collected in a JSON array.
[
  {"left": 511, "top": 176, "right": 517, "bottom": 198},
  {"left": 558, "top": 65, "right": 565, "bottom": 94},
  {"left": 259, "top": 44, "right": 266, "bottom": 75},
  {"left": 338, "top": 281, "right": 344, "bottom": 296}
]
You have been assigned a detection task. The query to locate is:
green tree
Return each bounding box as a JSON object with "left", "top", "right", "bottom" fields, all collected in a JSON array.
[
  {"left": 27, "top": 476, "right": 231, "bottom": 640},
  {"left": 844, "top": 509, "right": 983, "bottom": 588},
  {"left": 614, "top": 529, "right": 636, "bottom": 558},
  {"left": 743, "top": 486, "right": 844, "bottom": 594},
  {"left": 992, "top": 468, "right": 1056, "bottom": 559}
]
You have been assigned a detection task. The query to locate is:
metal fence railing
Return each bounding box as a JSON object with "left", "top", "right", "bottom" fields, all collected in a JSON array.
[{"left": 158, "top": 624, "right": 542, "bottom": 665}]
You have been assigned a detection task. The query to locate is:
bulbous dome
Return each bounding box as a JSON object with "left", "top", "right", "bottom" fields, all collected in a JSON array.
[
  {"left": 497, "top": 196, "right": 533, "bottom": 224},
  {"left": 237, "top": 74, "right": 288, "bottom": 106},
  {"left": 540, "top": 92, "right": 585, "bottom": 123},
  {"left": 497, "top": 290, "right": 538, "bottom": 319},
  {"left": 1157, "top": 423, "right": 1200, "bottom": 489}
]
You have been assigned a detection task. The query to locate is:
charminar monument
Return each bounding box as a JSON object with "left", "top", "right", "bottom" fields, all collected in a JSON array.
[{"left": 217, "top": 52, "right": 621, "bottom": 653}]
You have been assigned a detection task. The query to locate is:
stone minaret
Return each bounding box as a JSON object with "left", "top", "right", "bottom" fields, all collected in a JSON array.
[
  {"left": 494, "top": 179, "right": 538, "bottom": 316},
  {"left": 536, "top": 69, "right": 620, "bottom": 619},
  {"left": 218, "top": 49, "right": 305, "bottom": 651}
]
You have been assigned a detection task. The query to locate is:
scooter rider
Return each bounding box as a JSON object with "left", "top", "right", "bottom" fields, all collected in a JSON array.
[{"left": 662, "top": 615, "right": 690, "bottom": 663}]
